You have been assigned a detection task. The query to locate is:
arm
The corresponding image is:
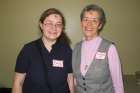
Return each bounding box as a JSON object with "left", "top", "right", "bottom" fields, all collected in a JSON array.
[
  {"left": 108, "top": 44, "right": 124, "bottom": 93},
  {"left": 67, "top": 73, "right": 75, "bottom": 93},
  {"left": 12, "top": 72, "right": 26, "bottom": 93}
]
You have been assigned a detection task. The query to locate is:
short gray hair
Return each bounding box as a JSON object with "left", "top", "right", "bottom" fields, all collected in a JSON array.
[{"left": 80, "top": 4, "right": 106, "bottom": 32}]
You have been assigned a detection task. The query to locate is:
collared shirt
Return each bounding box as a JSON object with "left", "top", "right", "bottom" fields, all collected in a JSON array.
[
  {"left": 15, "top": 38, "right": 72, "bottom": 93},
  {"left": 81, "top": 36, "right": 124, "bottom": 93}
]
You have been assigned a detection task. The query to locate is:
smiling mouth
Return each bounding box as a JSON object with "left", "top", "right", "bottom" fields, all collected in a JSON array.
[
  {"left": 85, "top": 27, "right": 94, "bottom": 31},
  {"left": 85, "top": 28, "right": 93, "bottom": 31},
  {"left": 48, "top": 31, "right": 57, "bottom": 35}
]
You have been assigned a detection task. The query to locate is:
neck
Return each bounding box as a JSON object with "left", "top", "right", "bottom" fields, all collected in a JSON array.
[
  {"left": 42, "top": 36, "right": 56, "bottom": 52},
  {"left": 85, "top": 35, "right": 98, "bottom": 41}
]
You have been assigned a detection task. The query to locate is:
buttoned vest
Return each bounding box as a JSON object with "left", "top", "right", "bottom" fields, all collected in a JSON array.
[{"left": 72, "top": 38, "right": 115, "bottom": 93}]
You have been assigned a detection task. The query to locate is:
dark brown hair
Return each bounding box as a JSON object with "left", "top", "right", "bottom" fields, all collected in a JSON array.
[{"left": 39, "top": 8, "right": 71, "bottom": 45}]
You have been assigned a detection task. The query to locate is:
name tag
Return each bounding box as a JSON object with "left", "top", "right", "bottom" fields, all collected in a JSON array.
[
  {"left": 53, "top": 59, "right": 64, "bottom": 68},
  {"left": 95, "top": 52, "right": 106, "bottom": 59}
]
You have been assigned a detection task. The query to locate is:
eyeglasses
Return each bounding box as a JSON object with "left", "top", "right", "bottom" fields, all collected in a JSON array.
[
  {"left": 43, "top": 22, "right": 63, "bottom": 28},
  {"left": 82, "top": 17, "right": 100, "bottom": 25}
]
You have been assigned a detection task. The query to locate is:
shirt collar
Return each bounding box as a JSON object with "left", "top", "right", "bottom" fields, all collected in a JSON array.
[{"left": 82, "top": 36, "right": 101, "bottom": 45}]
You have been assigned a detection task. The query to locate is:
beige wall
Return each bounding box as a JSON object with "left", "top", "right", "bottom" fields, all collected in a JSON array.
[{"left": 0, "top": 0, "right": 140, "bottom": 87}]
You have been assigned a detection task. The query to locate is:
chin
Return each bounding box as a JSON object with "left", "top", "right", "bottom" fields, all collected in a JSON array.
[
  {"left": 84, "top": 32, "right": 93, "bottom": 36},
  {"left": 50, "top": 36, "right": 60, "bottom": 41}
]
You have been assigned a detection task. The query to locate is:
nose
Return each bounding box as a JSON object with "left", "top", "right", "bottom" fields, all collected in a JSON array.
[
  {"left": 87, "top": 21, "right": 93, "bottom": 26},
  {"left": 51, "top": 25, "right": 57, "bottom": 31}
]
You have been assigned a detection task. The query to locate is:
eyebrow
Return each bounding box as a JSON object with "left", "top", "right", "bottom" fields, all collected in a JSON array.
[
  {"left": 43, "top": 21, "right": 62, "bottom": 25},
  {"left": 83, "top": 17, "right": 99, "bottom": 20}
]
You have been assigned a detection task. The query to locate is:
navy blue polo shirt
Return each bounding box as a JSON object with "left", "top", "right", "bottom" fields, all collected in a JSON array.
[{"left": 15, "top": 38, "right": 72, "bottom": 93}]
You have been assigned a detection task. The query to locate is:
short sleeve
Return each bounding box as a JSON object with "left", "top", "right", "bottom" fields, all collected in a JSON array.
[
  {"left": 15, "top": 45, "right": 30, "bottom": 73},
  {"left": 66, "top": 48, "right": 72, "bottom": 73}
]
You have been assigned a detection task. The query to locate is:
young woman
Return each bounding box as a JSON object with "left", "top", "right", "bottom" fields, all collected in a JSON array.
[{"left": 12, "top": 8, "right": 74, "bottom": 93}]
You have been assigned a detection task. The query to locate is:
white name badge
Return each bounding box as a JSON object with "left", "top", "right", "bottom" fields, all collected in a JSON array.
[
  {"left": 53, "top": 59, "right": 64, "bottom": 68},
  {"left": 95, "top": 52, "right": 106, "bottom": 59}
]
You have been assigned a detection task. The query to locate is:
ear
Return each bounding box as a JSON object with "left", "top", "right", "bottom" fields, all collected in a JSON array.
[
  {"left": 98, "top": 23, "right": 102, "bottom": 30},
  {"left": 39, "top": 22, "right": 43, "bottom": 30}
]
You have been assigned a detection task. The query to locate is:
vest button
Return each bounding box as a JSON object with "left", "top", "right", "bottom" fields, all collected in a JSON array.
[
  {"left": 83, "top": 83, "right": 86, "bottom": 86},
  {"left": 82, "top": 77, "right": 85, "bottom": 80},
  {"left": 84, "top": 88, "right": 87, "bottom": 91}
]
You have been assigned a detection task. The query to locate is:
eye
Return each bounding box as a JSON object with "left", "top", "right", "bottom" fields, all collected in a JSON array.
[
  {"left": 44, "top": 22, "right": 52, "bottom": 26},
  {"left": 92, "top": 20, "right": 98, "bottom": 24},
  {"left": 56, "top": 23, "right": 63, "bottom": 28},
  {"left": 83, "top": 18, "right": 88, "bottom": 22}
]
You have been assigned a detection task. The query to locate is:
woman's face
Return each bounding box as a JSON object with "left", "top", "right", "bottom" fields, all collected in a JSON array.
[
  {"left": 81, "top": 11, "right": 102, "bottom": 40},
  {"left": 40, "top": 14, "right": 63, "bottom": 41}
]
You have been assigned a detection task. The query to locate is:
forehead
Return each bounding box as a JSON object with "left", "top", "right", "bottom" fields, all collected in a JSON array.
[
  {"left": 44, "top": 14, "right": 62, "bottom": 22},
  {"left": 84, "top": 10, "right": 100, "bottom": 19}
]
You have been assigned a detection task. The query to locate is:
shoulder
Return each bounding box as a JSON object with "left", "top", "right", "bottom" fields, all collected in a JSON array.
[
  {"left": 58, "top": 41, "right": 72, "bottom": 52},
  {"left": 101, "top": 38, "right": 116, "bottom": 49},
  {"left": 20, "top": 38, "right": 40, "bottom": 53},
  {"left": 73, "top": 41, "right": 82, "bottom": 50},
  {"left": 101, "top": 38, "right": 115, "bottom": 45},
  {"left": 94, "top": 37, "right": 117, "bottom": 53},
  {"left": 100, "top": 38, "right": 119, "bottom": 55},
  {"left": 108, "top": 44, "right": 118, "bottom": 54},
  {"left": 24, "top": 39, "right": 40, "bottom": 48}
]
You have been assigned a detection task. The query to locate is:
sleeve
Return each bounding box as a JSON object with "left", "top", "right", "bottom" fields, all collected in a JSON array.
[
  {"left": 15, "top": 45, "right": 30, "bottom": 73},
  {"left": 66, "top": 48, "right": 73, "bottom": 73},
  {"left": 108, "top": 44, "right": 124, "bottom": 93}
]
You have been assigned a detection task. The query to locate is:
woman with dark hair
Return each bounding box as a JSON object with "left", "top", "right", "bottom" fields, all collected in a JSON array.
[
  {"left": 12, "top": 8, "right": 74, "bottom": 93},
  {"left": 72, "top": 4, "right": 124, "bottom": 93}
]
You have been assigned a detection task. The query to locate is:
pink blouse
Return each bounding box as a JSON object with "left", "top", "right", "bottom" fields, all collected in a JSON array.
[{"left": 80, "top": 36, "right": 124, "bottom": 93}]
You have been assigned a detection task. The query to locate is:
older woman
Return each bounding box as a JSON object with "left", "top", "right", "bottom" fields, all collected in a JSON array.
[{"left": 72, "top": 4, "right": 124, "bottom": 93}]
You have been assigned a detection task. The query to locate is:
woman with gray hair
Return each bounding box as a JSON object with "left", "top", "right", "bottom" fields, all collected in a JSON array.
[{"left": 72, "top": 4, "right": 124, "bottom": 93}]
